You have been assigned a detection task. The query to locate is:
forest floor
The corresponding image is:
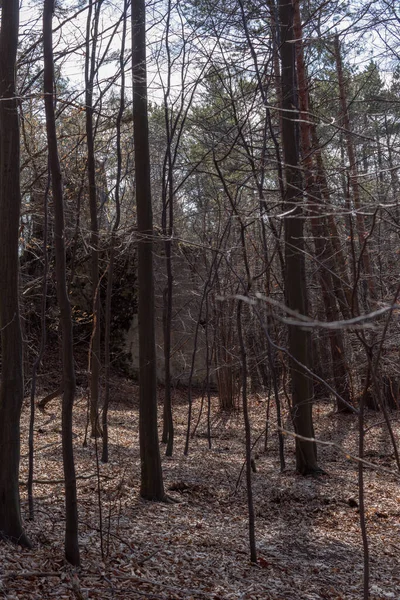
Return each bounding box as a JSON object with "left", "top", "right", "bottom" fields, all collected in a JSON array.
[{"left": 1, "top": 374, "right": 400, "bottom": 599}]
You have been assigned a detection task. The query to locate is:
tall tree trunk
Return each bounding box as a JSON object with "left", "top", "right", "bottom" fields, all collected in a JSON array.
[
  {"left": 85, "top": 0, "right": 103, "bottom": 438},
  {"left": 267, "top": 0, "right": 285, "bottom": 194},
  {"left": 334, "top": 35, "right": 380, "bottom": 407},
  {"left": 0, "top": 0, "right": 31, "bottom": 547},
  {"left": 293, "top": 0, "right": 351, "bottom": 411},
  {"left": 43, "top": 0, "right": 80, "bottom": 565},
  {"left": 311, "top": 124, "right": 354, "bottom": 319},
  {"left": 278, "top": 0, "right": 318, "bottom": 474},
  {"left": 237, "top": 300, "right": 257, "bottom": 563},
  {"left": 132, "top": 0, "right": 165, "bottom": 500},
  {"left": 385, "top": 114, "right": 399, "bottom": 204},
  {"left": 161, "top": 0, "right": 174, "bottom": 455},
  {"left": 101, "top": 0, "right": 127, "bottom": 464},
  {"left": 334, "top": 35, "right": 376, "bottom": 302},
  {"left": 27, "top": 176, "right": 49, "bottom": 520}
]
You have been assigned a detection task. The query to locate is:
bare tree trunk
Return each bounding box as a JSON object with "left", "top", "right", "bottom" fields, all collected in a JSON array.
[
  {"left": 237, "top": 300, "right": 257, "bottom": 563},
  {"left": 358, "top": 376, "right": 370, "bottom": 600},
  {"left": 85, "top": 0, "right": 103, "bottom": 438},
  {"left": 101, "top": 0, "right": 127, "bottom": 464},
  {"left": 132, "top": 0, "right": 165, "bottom": 500},
  {"left": 267, "top": 0, "right": 285, "bottom": 195},
  {"left": 278, "top": 0, "right": 318, "bottom": 474},
  {"left": 160, "top": 0, "right": 174, "bottom": 455},
  {"left": 293, "top": 0, "right": 351, "bottom": 412},
  {"left": 28, "top": 174, "right": 49, "bottom": 519},
  {"left": 0, "top": 0, "right": 31, "bottom": 548},
  {"left": 334, "top": 35, "right": 376, "bottom": 302},
  {"left": 43, "top": 0, "right": 80, "bottom": 565},
  {"left": 232, "top": 0, "right": 286, "bottom": 462},
  {"left": 184, "top": 220, "right": 230, "bottom": 455},
  {"left": 385, "top": 114, "right": 399, "bottom": 203},
  {"left": 159, "top": 0, "right": 204, "bottom": 453},
  {"left": 311, "top": 124, "right": 354, "bottom": 319},
  {"left": 215, "top": 292, "right": 239, "bottom": 413}
]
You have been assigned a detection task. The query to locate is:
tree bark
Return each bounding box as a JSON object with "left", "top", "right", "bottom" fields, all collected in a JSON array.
[
  {"left": 278, "top": 0, "right": 319, "bottom": 474},
  {"left": 0, "top": 0, "right": 31, "bottom": 547},
  {"left": 28, "top": 175, "right": 49, "bottom": 520},
  {"left": 132, "top": 0, "right": 165, "bottom": 499},
  {"left": 334, "top": 35, "right": 376, "bottom": 302},
  {"left": 311, "top": 124, "right": 354, "bottom": 319},
  {"left": 160, "top": 0, "right": 174, "bottom": 454},
  {"left": 293, "top": 0, "right": 351, "bottom": 412},
  {"left": 237, "top": 300, "right": 257, "bottom": 563},
  {"left": 85, "top": 0, "right": 103, "bottom": 438},
  {"left": 102, "top": 0, "right": 127, "bottom": 464},
  {"left": 43, "top": 0, "right": 80, "bottom": 565}
]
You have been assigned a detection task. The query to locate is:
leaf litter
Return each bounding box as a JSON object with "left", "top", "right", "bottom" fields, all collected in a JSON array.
[{"left": 1, "top": 376, "right": 400, "bottom": 599}]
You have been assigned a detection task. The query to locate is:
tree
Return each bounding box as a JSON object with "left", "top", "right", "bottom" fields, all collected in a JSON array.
[
  {"left": 278, "top": 0, "right": 319, "bottom": 474},
  {"left": 334, "top": 34, "right": 376, "bottom": 303},
  {"left": 0, "top": 0, "right": 31, "bottom": 547},
  {"left": 293, "top": 0, "right": 352, "bottom": 412},
  {"left": 132, "top": 0, "right": 165, "bottom": 500},
  {"left": 43, "top": 0, "right": 80, "bottom": 565},
  {"left": 85, "top": 0, "right": 103, "bottom": 439},
  {"left": 102, "top": 0, "right": 128, "bottom": 464}
]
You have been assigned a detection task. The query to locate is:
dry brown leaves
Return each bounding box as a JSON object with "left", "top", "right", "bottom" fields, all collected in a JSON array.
[{"left": 1, "top": 378, "right": 400, "bottom": 599}]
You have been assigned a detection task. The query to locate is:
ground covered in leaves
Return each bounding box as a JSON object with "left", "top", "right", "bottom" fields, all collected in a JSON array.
[{"left": 1, "top": 376, "right": 400, "bottom": 599}]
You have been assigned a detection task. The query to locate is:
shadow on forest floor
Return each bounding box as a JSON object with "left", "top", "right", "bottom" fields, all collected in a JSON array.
[{"left": 5, "top": 371, "right": 399, "bottom": 599}]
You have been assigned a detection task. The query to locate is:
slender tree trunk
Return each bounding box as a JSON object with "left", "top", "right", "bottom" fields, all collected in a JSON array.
[
  {"left": 278, "top": 0, "right": 318, "bottom": 474},
  {"left": 28, "top": 176, "right": 49, "bottom": 519},
  {"left": 184, "top": 281, "right": 212, "bottom": 454},
  {"left": 101, "top": 0, "right": 127, "bottom": 464},
  {"left": 311, "top": 124, "right": 354, "bottom": 319},
  {"left": 267, "top": 0, "right": 285, "bottom": 194},
  {"left": 231, "top": 1, "right": 286, "bottom": 459},
  {"left": 161, "top": 0, "right": 174, "bottom": 453},
  {"left": 85, "top": 0, "right": 103, "bottom": 438},
  {"left": 237, "top": 300, "right": 257, "bottom": 563},
  {"left": 358, "top": 375, "right": 370, "bottom": 600},
  {"left": 0, "top": 0, "right": 31, "bottom": 547},
  {"left": 43, "top": 0, "right": 80, "bottom": 565},
  {"left": 334, "top": 35, "right": 381, "bottom": 407},
  {"left": 215, "top": 293, "right": 238, "bottom": 413},
  {"left": 385, "top": 115, "right": 399, "bottom": 203},
  {"left": 132, "top": 0, "right": 165, "bottom": 500},
  {"left": 184, "top": 237, "right": 228, "bottom": 455},
  {"left": 375, "top": 124, "right": 385, "bottom": 204},
  {"left": 162, "top": 246, "right": 174, "bottom": 456},
  {"left": 334, "top": 35, "right": 376, "bottom": 302},
  {"left": 293, "top": 0, "right": 351, "bottom": 411}
]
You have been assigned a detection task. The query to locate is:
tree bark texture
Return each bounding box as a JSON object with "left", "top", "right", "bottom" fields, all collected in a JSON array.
[
  {"left": 102, "top": 0, "right": 127, "bottom": 463},
  {"left": 237, "top": 301, "right": 257, "bottom": 563},
  {"left": 161, "top": 52, "right": 174, "bottom": 453},
  {"left": 293, "top": 1, "right": 351, "bottom": 411},
  {"left": 85, "top": 0, "right": 102, "bottom": 438},
  {"left": 0, "top": 0, "right": 31, "bottom": 547},
  {"left": 278, "top": 0, "right": 318, "bottom": 474},
  {"left": 43, "top": 0, "right": 80, "bottom": 565},
  {"left": 132, "top": 0, "right": 165, "bottom": 499}
]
